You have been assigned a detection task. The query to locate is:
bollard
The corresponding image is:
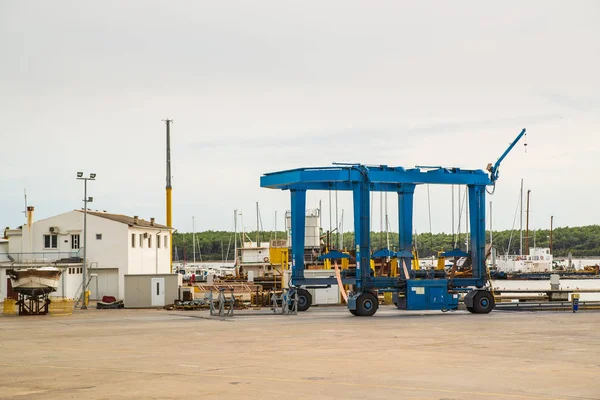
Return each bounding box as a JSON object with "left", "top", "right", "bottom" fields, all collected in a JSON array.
[{"left": 572, "top": 293, "right": 580, "bottom": 313}]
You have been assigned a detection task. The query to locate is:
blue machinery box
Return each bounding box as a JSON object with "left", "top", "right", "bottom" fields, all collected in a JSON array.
[{"left": 395, "top": 279, "right": 459, "bottom": 311}]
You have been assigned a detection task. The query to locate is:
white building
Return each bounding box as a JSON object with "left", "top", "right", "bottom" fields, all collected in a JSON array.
[{"left": 1, "top": 208, "right": 172, "bottom": 301}]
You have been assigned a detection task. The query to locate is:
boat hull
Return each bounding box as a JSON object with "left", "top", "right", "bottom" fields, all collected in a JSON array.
[{"left": 8, "top": 268, "right": 62, "bottom": 296}]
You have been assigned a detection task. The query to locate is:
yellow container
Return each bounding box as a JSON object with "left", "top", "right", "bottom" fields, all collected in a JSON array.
[
  {"left": 3, "top": 298, "right": 17, "bottom": 316},
  {"left": 49, "top": 298, "right": 74, "bottom": 317},
  {"left": 383, "top": 292, "right": 394, "bottom": 305}
]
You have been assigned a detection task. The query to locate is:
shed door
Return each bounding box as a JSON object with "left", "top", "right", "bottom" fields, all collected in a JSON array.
[{"left": 151, "top": 277, "right": 165, "bottom": 307}]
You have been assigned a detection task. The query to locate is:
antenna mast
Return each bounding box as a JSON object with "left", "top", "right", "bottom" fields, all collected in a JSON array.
[{"left": 164, "top": 119, "right": 173, "bottom": 272}]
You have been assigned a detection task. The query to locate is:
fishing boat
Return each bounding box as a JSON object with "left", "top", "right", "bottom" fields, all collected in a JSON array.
[{"left": 7, "top": 267, "right": 62, "bottom": 296}]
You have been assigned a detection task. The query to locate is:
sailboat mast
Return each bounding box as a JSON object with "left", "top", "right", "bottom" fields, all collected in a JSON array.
[
  {"left": 335, "top": 190, "right": 339, "bottom": 249},
  {"left": 525, "top": 189, "right": 531, "bottom": 256},
  {"left": 465, "top": 187, "right": 469, "bottom": 252},
  {"left": 385, "top": 192, "right": 389, "bottom": 251},
  {"left": 233, "top": 209, "right": 238, "bottom": 268},
  {"left": 256, "top": 202, "right": 260, "bottom": 245},
  {"left": 340, "top": 209, "right": 344, "bottom": 249},
  {"left": 519, "top": 178, "right": 523, "bottom": 256},
  {"left": 550, "top": 215, "right": 554, "bottom": 254},
  {"left": 192, "top": 216, "right": 196, "bottom": 263}
]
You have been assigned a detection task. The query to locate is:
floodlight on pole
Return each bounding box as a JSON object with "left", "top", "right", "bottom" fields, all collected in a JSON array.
[{"left": 76, "top": 172, "right": 96, "bottom": 310}]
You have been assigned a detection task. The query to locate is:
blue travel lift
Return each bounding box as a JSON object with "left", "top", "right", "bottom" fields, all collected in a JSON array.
[{"left": 260, "top": 129, "right": 527, "bottom": 316}]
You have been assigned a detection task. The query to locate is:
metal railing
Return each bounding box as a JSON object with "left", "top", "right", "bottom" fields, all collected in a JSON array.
[{"left": 7, "top": 251, "right": 82, "bottom": 264}]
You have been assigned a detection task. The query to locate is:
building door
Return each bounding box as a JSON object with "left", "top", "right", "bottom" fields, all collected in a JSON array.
[{"left": 151, "top": 277, "right": 165, "bottom": 307}]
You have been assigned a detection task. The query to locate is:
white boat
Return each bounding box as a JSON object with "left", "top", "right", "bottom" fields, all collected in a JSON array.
[
  {"left": 494, "top": 247, "right": 553, "bottom": 273},
  {"left": 8, "top": 267, "right": 62, "bottom": 296}
]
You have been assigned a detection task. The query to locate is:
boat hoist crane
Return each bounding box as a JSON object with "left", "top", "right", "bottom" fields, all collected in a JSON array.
[{"left": 260, "top": 128, "right": 527, "bottom": 316}]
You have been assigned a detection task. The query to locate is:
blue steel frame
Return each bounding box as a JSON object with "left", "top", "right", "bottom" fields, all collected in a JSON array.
[{"left": 260, "top": 129, "right": 526, "bottom": 295}]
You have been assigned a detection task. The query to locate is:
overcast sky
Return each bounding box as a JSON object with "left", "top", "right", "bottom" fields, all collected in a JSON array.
[{"left": 1, "top": 1, "right": 599, "bottom": 236}]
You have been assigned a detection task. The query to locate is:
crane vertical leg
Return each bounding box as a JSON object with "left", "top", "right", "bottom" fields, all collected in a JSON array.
[
  {"left": 398, "top": 184, "right": 416, "bottom": 275},
  {"left": 468, "top": 185, "right": 486, "bottom": 287},
  {"left": 352, "top": 181, "right": 371, "bottom": 290},
  {"left": 290, "top": 189, "right": 307, "bottom": 282}
]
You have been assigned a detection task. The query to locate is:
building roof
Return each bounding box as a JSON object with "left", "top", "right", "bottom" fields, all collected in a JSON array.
[{"left": 75, "top": 210, "right": 171, "bottom": 229}]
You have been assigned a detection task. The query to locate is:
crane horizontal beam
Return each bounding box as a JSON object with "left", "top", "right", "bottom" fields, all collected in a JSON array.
[{"left": 261, "top": 165, "right": 491, "bottom": 191}]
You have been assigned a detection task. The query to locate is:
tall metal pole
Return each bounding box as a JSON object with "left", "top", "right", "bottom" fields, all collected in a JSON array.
[
  {"left": 165, "top": 119, "right": 173, "bottom": 272},
  {"left": 256, "top": 202, "right": 260, "bottom": 245},
  {"left": 192, "top": 216, "right": 196, "bottom": 263},
  {"left": 519, "top": 178, "right": 523, "bottom": 256},
  {"left": 489, "top": 201, "right": 493, "bottom": 246},
  {"left": 233, "top": 209, "right": 238, "bottom": 274},
  {"left": 451, "top": 185, "right": 455, "bottom": 244},
  {"left": 82, "top": 180, "right": 88, "bottom": 309},
  {"left": 380, "top": 191, "right": 383, "bottom": 249},
  {"left": 319, "top": 200, "right": 322, "bottom": 230},
  {"left": 335, "top": 190, "right": 339, "bottom": 249},
  {"left": 550, "top": 215, "right": 554, "bottom": 255},
  {"left": 525, "top": 189, "right": 531, "bottom": 256},
  {"left": 341, "top": 209, "right": 344, "bottom": 249},
  {"left": 465, "top": 187, "right": 469, "bottom": 252},
  {"left": 328, "top": 190, "right": 332, "bottom": 240}
]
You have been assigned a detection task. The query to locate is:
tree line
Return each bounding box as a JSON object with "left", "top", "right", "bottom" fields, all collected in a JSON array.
[{"left": 172, "top": 225, "right": 600, "bottom": 261}]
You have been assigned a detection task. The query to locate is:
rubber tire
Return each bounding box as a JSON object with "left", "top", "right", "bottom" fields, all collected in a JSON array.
[
  {"left": 466, "top": 306, "right": 474, "bottom": 313},
  {"left": 349, "top": 309, "right": 357, "bottom": 316},
  {"left": 295, "top": 289, "right": 312, "bottom": 312},
  {"left": 472, "top": 291, "right": 495, "bottom": 314},
  {"left": 354, "top": 292, "right": 379, "bottom": 317}
]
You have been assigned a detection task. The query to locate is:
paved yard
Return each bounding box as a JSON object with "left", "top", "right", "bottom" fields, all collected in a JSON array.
[{"left": 0, "top": 306, "right": 599, "bottom": 399}]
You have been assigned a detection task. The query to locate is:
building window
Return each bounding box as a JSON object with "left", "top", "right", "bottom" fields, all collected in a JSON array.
[
  {"left": 44, "top": 234, "right": 58, "bottom": 249},
  {"left": 131, "top": 233, "right": 136, "bottom": 248},
  {"left": 164, "top": 235, "right": 168, "bottom": 248},
  {"left": 139, "top": 234, "right": 143, "bottom": 248},
  {"left": 71, "top": 234, "right": 80, "bottom": 249},
  {"left": 96, "top": 234, "right": 102, "bottom": 240},
  {"left": 148, "top": 235, "right": 152, "bottom": 248},
  {"left": 157, "top": 234, "right": 161, "bottom": 248}
]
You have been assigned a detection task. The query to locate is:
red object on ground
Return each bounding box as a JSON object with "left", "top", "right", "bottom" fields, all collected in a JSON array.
[{"left": 102, "top": 296, "right": 117, "bottom": 303}]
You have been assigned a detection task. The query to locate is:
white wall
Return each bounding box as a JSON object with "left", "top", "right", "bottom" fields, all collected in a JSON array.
[{"left": 126, "top": 228, "right": 170, "bottom": 293}]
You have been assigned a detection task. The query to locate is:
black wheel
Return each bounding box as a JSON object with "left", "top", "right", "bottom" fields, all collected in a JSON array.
[
  {"left": 293, "top": 289, "right": 312, "bottom": 312},
  {"left": 349, "top": 309, "right": 357, "bottom": 316},
  {"left": 472, "top": 291, "right": 495, "bottom": 314},
  {"left": 354, "top": 292, "right": 378, "bottom": 317},
  {"left": 466, "top": 306, "right": 474, "bottom": 313}
]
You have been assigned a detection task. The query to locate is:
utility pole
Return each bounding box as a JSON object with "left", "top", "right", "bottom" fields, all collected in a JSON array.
[
  {"left": 164, "top": 119, "right": 173, "bottom": 272},
  {"left": 525, "top": 189, "right": 531, "bottom": 256}
]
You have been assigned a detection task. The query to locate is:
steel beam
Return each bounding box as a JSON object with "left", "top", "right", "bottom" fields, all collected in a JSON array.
[
  {"left": 468, "top": 185, "right": 487, "bottom": 287},
  {"left": 290, "top": 189, "right": 307, "bottom": 282}
]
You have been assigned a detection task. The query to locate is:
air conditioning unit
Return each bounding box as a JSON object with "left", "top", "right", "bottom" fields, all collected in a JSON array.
[{"left": 49, "top": 226, "right": 60, "bottom": 234}]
